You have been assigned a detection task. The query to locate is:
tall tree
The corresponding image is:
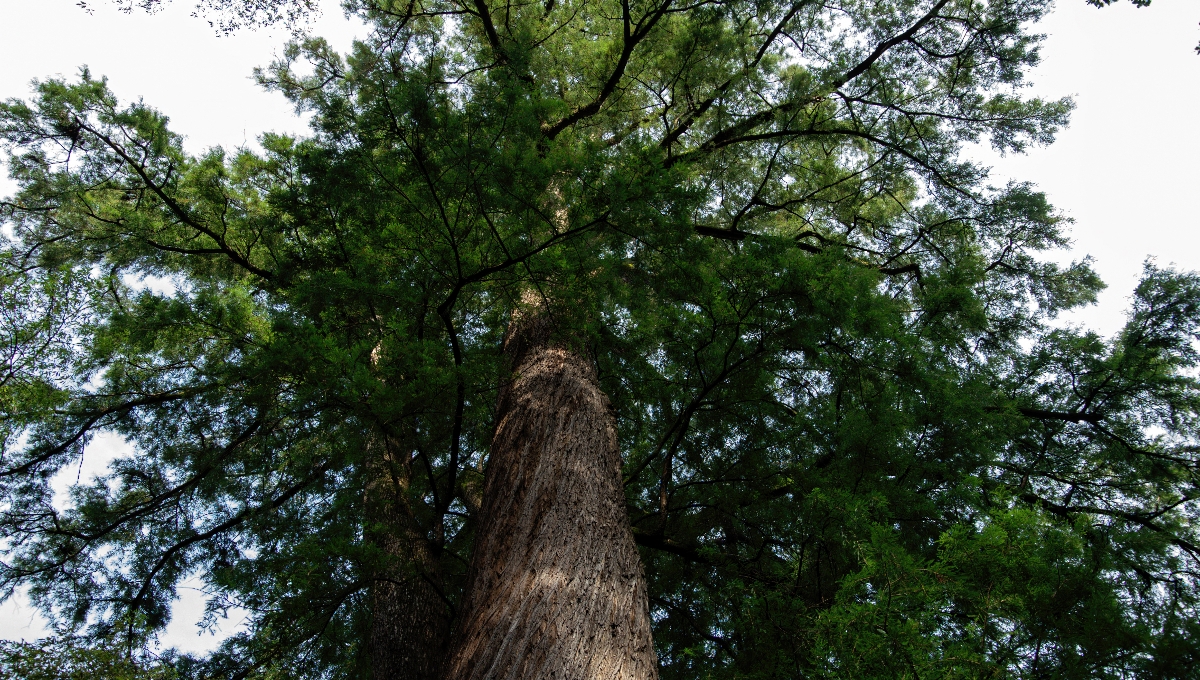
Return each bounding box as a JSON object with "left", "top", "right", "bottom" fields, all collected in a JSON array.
[{"left": 2, "top": 0, "right": 1199, "bottom": 678}]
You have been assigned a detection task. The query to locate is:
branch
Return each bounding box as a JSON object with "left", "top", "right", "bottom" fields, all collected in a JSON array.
[
  {"left": 469, "top": 0, "right": 506, "bottom": 63},
  {"left": 0, "top": 387, "right": 212, "bottom": 479},
  {"left": 52, "top": 417, "right": 267, "bottom": 543},
  {"left": 667, "top": 0, "right": 956, "bottom": 170},
  {"left": 631, "top": 526, "right": 709, "bottom": 563},
  {"left": 125, "top": 460, "right": 331, "bottom": 633},
  {"left": 659, "top": 0, "right": 816, "bottom": 150},
  {"left": 1022, "top": 492, "right": 1200, "bottom": 560},
  {"left": 828, "top": 0, "right": 951, "bottom": 92},
  {"left": 75, "top": 120, "right": 275, "bottom": 281},
  {"left": 988, "top": 405, "right": 1103, "bottom": 424},
  {"left": 878, "top": 262, "right": 924, "bottom": 286},
  {"left": 694, "top": 227, "right": 926, "bottom": 287},
  {"left": 694, "top": 225, "right": 749, "bottom": 241},
  {"left": 541, "top": 0, "right": 674, "bottom": 139}
]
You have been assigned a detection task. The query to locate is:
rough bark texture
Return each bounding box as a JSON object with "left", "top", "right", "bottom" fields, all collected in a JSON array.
[
  {"left": 442, "top": 313, "right": 658, "bottom": 680},
  {"left": 366, "top": 441, "right": 450, "bottom": 680}
]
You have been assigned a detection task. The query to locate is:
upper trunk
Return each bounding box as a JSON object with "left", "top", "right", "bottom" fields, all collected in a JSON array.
[
  {"left": 442, "top": 310, "right": 658, "bottom": 680},
  {"left": 365, "top": 438, "right": 451, "bottom": 680},
  {"left": 368, "top": 521, "right": 450, "bottom": 680}
]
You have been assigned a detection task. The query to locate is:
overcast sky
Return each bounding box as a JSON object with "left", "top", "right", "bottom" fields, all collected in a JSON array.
[{"left": 1, "top": 0, "right": 1198, "bottom": 655}]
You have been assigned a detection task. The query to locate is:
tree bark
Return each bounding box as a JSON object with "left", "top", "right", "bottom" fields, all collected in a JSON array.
[
  {"left": 442, "top": 311, "right": 658, "bottom": 680},
  {"left": 366, "top": 438, "right": 451, "bottom": 680}
]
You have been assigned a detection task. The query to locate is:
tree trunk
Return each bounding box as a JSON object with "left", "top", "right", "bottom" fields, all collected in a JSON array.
[
  {"left": 442, "top": 312, "right": 658, "bottom": 680},
  {"left": 366, "top": 438, "right": 451, "bottom": 680}
]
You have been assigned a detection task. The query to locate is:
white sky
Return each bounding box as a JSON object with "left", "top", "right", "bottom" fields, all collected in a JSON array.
[
  {"left": 969, "top": 0, "right": 1200, "bottom": 335},
  {"left": 0, "top": 0, "right": 367, "bottom": 654},
  {"left": 1, "top": 0, "right": 1198, "bottom": 656}
]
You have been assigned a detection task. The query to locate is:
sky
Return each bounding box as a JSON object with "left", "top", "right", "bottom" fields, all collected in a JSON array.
[
  {"left": 0, "top": 0, "right": 368, "bottom": 654},
  {"left": 964, "top": 0, "right": 1200, "bottom": 335},
  {"left": 1, "top": 0, "right": 1198, "bottom": 656}
]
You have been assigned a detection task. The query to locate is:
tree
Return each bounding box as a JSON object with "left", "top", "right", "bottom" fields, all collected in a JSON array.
[
  {"left": 93, "top": 0, "right": 320, "bottom": 34},
  {"left": 2, "top": 0, "right": 1199, "bottom": 678},
  {"left": 0, "top": 637, "right": 177, "bottom": 680}
]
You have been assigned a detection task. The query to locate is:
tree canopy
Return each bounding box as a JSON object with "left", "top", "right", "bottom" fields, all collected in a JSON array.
[{"left": 2, "top": 0, "right": 1199, "bottom": 677}]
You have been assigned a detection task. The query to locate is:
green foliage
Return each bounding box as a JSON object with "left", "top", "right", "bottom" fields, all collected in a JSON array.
[
  {"left": 1, "top": 0, "right": 1197, "bottom": 677},
  {"left": 0, "top": 637, "right": 177, "bottom": 680},
  {"left": 105, "top": 0, "right": 320, "bottom": 34}
]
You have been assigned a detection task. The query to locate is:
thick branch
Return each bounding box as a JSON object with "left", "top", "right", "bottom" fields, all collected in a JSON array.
[
  {"left": 469, "top": 0, "right": 506, "bottom": 62},
  {"left": 988, "top": 406, "right": 1103, "bottom": 424},
  {"left": 694, "top": 225, "right": 749, "bottom": 241},
  {"left": 828, "top": 0, "right": 951, "bottom": 91}
]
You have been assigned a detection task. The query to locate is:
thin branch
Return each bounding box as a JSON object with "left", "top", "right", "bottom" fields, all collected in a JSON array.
[{"left": 541, "top": 0, "right": 675, "bottom": 139}]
